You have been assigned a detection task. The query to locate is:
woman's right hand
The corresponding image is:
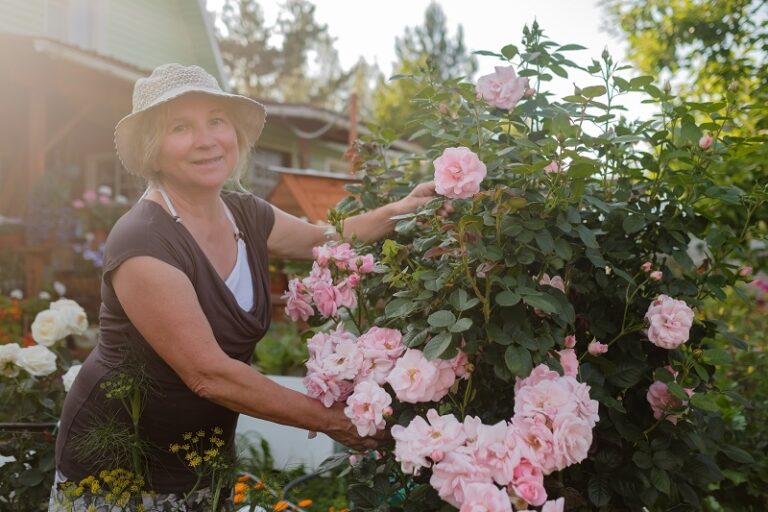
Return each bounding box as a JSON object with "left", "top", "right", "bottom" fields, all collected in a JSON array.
[{"left": 321, "top": 402, "right": 389, "bottom": 452}]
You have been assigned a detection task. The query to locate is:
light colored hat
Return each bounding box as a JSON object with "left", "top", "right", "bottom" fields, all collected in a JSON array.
[{"left": 114, "top": 63, "right": 266, "bottom": 175}]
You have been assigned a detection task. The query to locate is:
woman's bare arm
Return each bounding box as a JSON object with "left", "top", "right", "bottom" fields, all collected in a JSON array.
[{"left": 111, "top": 256, "right": 379, "bottom": 450}]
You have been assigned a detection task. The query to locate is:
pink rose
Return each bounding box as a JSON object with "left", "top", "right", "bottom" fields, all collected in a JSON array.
[
  {"left": 539, "top": 273, "right": 565, "bottom": 293},
  {"left": 312, "top": 245, "right": 333, "bottom": 267},
  {"left": 282, "top": 279, "right": 314, "bottom": 322},
  {"left": 524, "top": 87, "right": 536, "bottom": 97},
  {"left": 475, "top": 66, "right": 529, "bottom": 110},
  {"left": 387, "top": 349, "right": 441, "bottom": 403},
  {"left": 322, "top": 338, "right": 364, "bottom": 381},
  {"left": 344, "top": 381, "right": 392, "bottom": 436},
  {"left": 542, "top": 498, "right": 565, "bottom": 512},
  {"left": 646, "top": 381, "right": 692, "bottom": 424},
  {"left": 466, "top": 421, "right": 520, "bottom": 486},
  {"left": 699, "top": 133, "right": 713, "bottom": 149},
  {"left": 641, "top": 261, "right": 653, "bottom": 272},
  {"left": 543, "top": 161, "right": 561, "bottom": 174},
  {"left": 304, "top": 263, "right": 332, "bottom": 289},
  {"left": 739, "top": 266, "right": 753, "bottom": 277},
  {"left": 650, "top": 270, "right": 663, "bottom": 281},
  {"left": 351, "top": 254, "right": 376, "bottom": 274},
  {"left": 303, "top": 364, "right": 354, "bottom": 407},
  {"left": 82, "top": 190, "right": 97, "bottom": 202},
  {"left": 98, "top": 195, "right": 111, "bottom": 205},
  {"left": 347, "top": 273, "right": 362, "bottom": 288},
  {"left": 511, "top": 478, "right": 547, "bottom": 507},
  {"left": 329, "top": 243, "right": 357, "bottom": 269},
  {"left": 430, "top": 450, "right": 490, "bottom": 508},
  {"left": 72, "top": 199, "right": 85, "bottom": 209},
  {"left": 460, "top": 483, "right": 513, "bottom": 512},
  {"left": 334, "top": 280, "right": 358, "bottom": 310},
  {"left": 512, "top": 417, "right": 557, "bottom": 474},
  {"left": 312, "top": 281, "right": 339, "bottom": 318},
  {"left": 433, "top": 147, "right": 487, "bottom": 199},
  {"left": 552, "top": 413, "right": 593, "bottom": 470},
  {"left": 514, "top": 378, "right": 577, "bottom": 420},
  {"left": 514, "top": 364, "right": 559, "bottom": 393},
  {"left": 557, "top": 349, "right": 578, "bottom": 377},
  {"left": 645, "top": 295, "right": 695, "bottom": 349},
  {"left": 563, "top": 335, "right": 576, "bottom": 349},
  {"left": 587, "top": 340, "right": 608, "bottom": 356},
  {"left": 391, "top": 409, "right": 467, "bottom": 475},
  {"left": 358, "top": 327, "right": 406, "bottom": 384}
]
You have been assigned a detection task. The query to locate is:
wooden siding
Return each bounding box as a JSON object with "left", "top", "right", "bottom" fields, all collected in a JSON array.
[{"left": 0, "top": 0, "right": 46, "bottom": 35}]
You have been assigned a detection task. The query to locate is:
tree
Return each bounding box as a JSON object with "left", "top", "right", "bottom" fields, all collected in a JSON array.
[
  {"left": 371, "top": 2, "right": 478, "bottom": 136},
  {"left": 216, "top": 0, "right": 356, "bottom": 111}
]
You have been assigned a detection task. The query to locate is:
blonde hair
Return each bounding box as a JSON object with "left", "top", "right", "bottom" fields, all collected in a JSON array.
[{"left": 132, "top": 96, "right": 253, "bottom": 188}]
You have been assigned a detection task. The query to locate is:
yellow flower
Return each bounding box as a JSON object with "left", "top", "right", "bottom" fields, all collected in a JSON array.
[
  {"left": 298, "top": 499, "right": 313, "bottom": 507},
  {"left": 196, "top": 429, "right": 205, "bottom": 437},
  {"left": 182, "top": 432, "right": 193, "bottom": 441},
  {"left": 169, "top": 443, "right": 181, "bottom": 453},
  {"left": 188, "top": 456, "right": 202, "bottom": 468},
  {"left": 274, "top": 501, "right": 289, "bottom": 512},
  {"left": 213, "top": 426, "right": 223, "bottom": 435},
  {"left": 86, "top": 506, "right": 97, "bottom": 512}
]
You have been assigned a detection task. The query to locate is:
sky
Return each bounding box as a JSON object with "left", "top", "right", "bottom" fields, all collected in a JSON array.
[{"left": 205, "top": 0, "right": 649, "bottom": 113}]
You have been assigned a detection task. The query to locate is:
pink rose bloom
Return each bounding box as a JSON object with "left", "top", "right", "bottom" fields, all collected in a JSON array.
[
  {"left": 460, "top": 483, "right": 513, "bottom": 512},
  {"left": 347, "top": 272, "right": 362, "bottom": 288},
  {"left": 282, "top": 279, "right": 314, "bottom": 322},
  {"left": 334, "top": 280, "right": 358, "bottom": 310},
  {"left": 72, "top": 199, "right": 85, "bottom": 209},
  {"left": 557, "top": 349, "right": 578, "bottom": 377},
  {"left": 650, "top": 270, "right": 663, "bottom": 281},
  {"left": 358, "top": 327, "right": 406, "bottom": 384},
  {"left": 304, "top": 263, "right": 332, "bottom": 289},
  {"left": 467, "top": 421, "right": 520, "bottom": 486},
  {"left": 387, "top": 349, "right": 441, "bottom": 403},
  {"left": 559, "top": 377, "right": 600, "bottom": 428},
  {"left": 588, "top": 340, "right": 608, "bottom": 356},
  {"left": 430, "top": 450, "right": 491, "bottom": 508},
  {"left": 329, "top": 243, "right": 357, "bottom": 270},
  {"left": 344, "top": 381, "right": 392, "bottom": 436},
  {"left": 514, "top": 364, "right": 559, "bottom": 393},
  {"left": 552, "top": 413, "right": 593, "bottom": 470},
  {"left": 543, "top": 161, "right": 561, "bottom": 174},
  {"left": 82, "top": 190, "right": 97, "bottom": 202},
  {"left": 312, "top": 281, "right": 339, "bottom": 318},
  {"left": 312, "top": 245, "right": 333, "bottom": 267},
  {"left": 524, "top": 87, "right": 536, "bottom": 97},
  {"left": 646, "top": 381, "right": 692, "bottom": 424},
  {"left": 739, "top": 266, "right": 753, "bottom": 277},
  {"left": 475, "top": 66, "right": 529, "bottom": 110},
  {"left": 641, "top": 261, "right": 653, "bottom": 272},
  {"left": 303, "top": 363, "right": 355, "bottom": 407},
  {"left": 322, "top": 339, "right": 364, "bottom": 381},
  {"left": 542, "top": 498, "right": 565, "bottom": 512},
  {"left": 433, "top": 147, "right": 487, "bottom": 199},
  {"left": 645, "top": 295, "right": 695, "bottom": 349},
  {"left": 511, "top": 477, "right": 547, "bottom": 507},
  {"left": 539, "top": 273, "right": 565, "bottom": 293},
  {"left": 699, "top": 133, "right": 713, "bottom": 149},
  {"left": 391, "top": 409, "right": 467, "bottom": 475},
  {"left": 447, "top": 349, "right": 470, "bottom": 379},
  {"left": 98, "top": 195, "right": 111, "bottom": 205},
  {"left": 563, "top": 335, "right": 576, "bottom": 349},
  {"left": 350, "top": 254, "right": 376, "bottom": 274},
  {"left": 514, "top": 378, "right": 577, "bottom": 421},
  {"left": 512, "top": 417, "right": 557, "bottom": 474},
  {"left": 430, "top": 357, "right": 459, "bottom": 402}
]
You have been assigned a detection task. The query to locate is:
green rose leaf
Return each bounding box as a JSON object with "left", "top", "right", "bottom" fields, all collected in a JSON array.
[
  {"left": 449, "top": 318, "right": 473, "bottom": 333},
  {"left": 504, "top": 345, "right": 532, "bottom": 378},
  {"left": 428, "top": 310, "right": 456, "bottom": 328},
  {"left": 588, "top": 475, "right": 612, "bottom": 506},
  {"left": 719, "top": 445, "right": 755, "bottom": 464},
  {"left": 651, "top": 468, "right": 671, "bottom": 494},
  {"left": 423, "top": 332, "right": 453, "bottom": 361},
  {"left": 495, "top": 290, "right": 521, "bottom": 307},
  {"left": 522, "top": 294, "right": 559, "bottom": 314}
]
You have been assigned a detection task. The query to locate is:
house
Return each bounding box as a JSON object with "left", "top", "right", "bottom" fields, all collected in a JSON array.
[{"left": 0, "top": 0, "right": 421, "bottom": 304}]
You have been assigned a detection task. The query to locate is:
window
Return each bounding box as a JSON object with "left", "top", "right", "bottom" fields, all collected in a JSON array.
[
  {"left": 46, "top": 0, "right": 106, "bottom": 52},
  {"left": 85, "top": 153, "right": 144, "bottom": 203},
  {"left": 249, "top": 148, "right": 291, "bottom": 198}
]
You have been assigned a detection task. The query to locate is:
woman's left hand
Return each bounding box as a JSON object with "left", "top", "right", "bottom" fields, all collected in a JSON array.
[{"left": 394, "top": 181, "right": 440, "bottom": 215}]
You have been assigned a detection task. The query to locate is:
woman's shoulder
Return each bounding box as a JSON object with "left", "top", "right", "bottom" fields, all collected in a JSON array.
[{"left": 222, "top": 189, "right": 275, "bottom": 239}]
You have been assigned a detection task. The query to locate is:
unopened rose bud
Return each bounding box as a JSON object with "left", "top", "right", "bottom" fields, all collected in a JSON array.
[
  {"left": 588, "top": 339, "right": 609, "bottom": 355},
  {"left": 641, "top": 261, "right": 653, "bottom": 272},
  {"left": 693, "top": 349, "right": 704, "bottom": 360},
  {"left": 465, "top": 363, "right": 475, "bottom": 374},
  {"left": 604, "top": 265, "right": 612, "bottom": 275},
  {"left": 650, "top": 271, "right": 663, "bottom": 281},
  {"left": 430, "top": 450, "right": 444, "bottom": 463},
  {"left": 524, "top": 87, "right": 535, "bottom": 97},
  {"left": 573, "top": 83, "right": 582, "bottom": 96},
  {"left": 564, "top": 335, "right": 576, "bottom": 348},
  {"left": 382, "top": 406, "right": 393, "bottom": 417},
  {"left": 663, "top": 80, "right": 672, "bottom": 94},
  {"left": 699, "top": 134, "right": 713, "bottom": 150},
  {"left": 601, "top": 48, "right": 610, "bottom": 61},
  {"left": 348, "top": 273, "right": 361, "bottom": 288},
  {"left": 739, "top": 266, "right": 753, "bottom": 277},
  {"left": 438, "top": 103, "right": 449, "bottom": 115},
  {"left": 543, "top": 161, "right": 561, "bottom": 174}
]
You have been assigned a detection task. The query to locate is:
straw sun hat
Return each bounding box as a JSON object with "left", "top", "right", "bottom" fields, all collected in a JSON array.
[{"left": 114, "top": 63, "right": 266, "bottom": 175}]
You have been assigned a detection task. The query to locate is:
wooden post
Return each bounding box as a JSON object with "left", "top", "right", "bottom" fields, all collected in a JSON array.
[{"left": 348, "top": 93, "right": 358, "bottom": 174}]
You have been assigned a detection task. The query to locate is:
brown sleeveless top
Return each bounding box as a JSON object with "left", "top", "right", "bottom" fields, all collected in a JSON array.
[{"left": 55, "top": 190, "right": 275, "bottom": 493}]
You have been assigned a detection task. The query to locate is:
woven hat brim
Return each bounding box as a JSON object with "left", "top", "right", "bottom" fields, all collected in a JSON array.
[{"left": 114, "top": 87, "right": 267, "bottom": 175}]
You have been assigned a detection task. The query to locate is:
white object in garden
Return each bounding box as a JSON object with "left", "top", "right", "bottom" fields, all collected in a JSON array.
[{"left": 236, "top": 375, "right": 336, "bottom": 471}]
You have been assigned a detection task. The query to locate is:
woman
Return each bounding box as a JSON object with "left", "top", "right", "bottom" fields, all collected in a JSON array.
[{"left": 51, "top": 63, "right": 437, "bottom": 510}]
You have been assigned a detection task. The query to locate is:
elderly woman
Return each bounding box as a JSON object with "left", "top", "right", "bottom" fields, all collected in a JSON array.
[{"left": 51, "top": 63, "right": 436, "bottom": 510}]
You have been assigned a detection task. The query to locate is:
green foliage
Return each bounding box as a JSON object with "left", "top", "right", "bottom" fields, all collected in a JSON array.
[
  {"left": 341, "top": 22, "right": 766, "bottom": 511},
  {"left": 371, "top": 3, "right": 478, "bottom": 138},
  {"left": 253, "top": 322, "right": 308, "bottom": 376}
]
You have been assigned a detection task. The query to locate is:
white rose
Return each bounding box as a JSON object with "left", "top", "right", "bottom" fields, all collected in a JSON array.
[
  {"left": 9, "top": 289, "right": 23, "bottom": 300},
  {"left": 31, "top": 310, "right": 69, "bottom": 346},
  {"left": 0, "top": 343, "right": 21, "bottom": 378},
  {"left": 53, "top": 281, "right": 67, "bottom": 297},
  {"left": 50, "top": 299, "right": 89, "bottom": 336},
  {"left": 16, "top": 345, "right": 57, "bottom": 377},
  {"left": 62, "top": 364, "right": 82, "bottom": 392},
  {"left": 38, "top": 291, "right": 51, "bottom": 300},
  {"left": 98, "top": 185, "right": 112, "bottom": 197}
]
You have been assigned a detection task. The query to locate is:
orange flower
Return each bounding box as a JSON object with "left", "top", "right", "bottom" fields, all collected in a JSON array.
[
  {"left": 253, "top": 482, "right": 264, "bottom": 490},
  {"left": 298, "top": 499, "right": 313, "bottom": 507},
  {"left": 234, "top": 493, "right": 245, "bottom": 504},
  {"left": 273, "top": 501, "right": 289, "bottom": 511},
  {"left": 234, "top": 482, "right": 249, "bottom": 494},
  {"left": 238, "top": 475, "right": 251, "bottom": 483}
]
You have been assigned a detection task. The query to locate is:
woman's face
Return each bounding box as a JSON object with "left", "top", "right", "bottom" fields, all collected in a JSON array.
[{"left": 155, "top": 93, "right": 239, "bottom": 190}]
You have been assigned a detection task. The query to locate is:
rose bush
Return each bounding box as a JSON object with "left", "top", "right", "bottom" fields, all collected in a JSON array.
[{"left": 280, "top": 22, "right": 767, "bottom": 511}]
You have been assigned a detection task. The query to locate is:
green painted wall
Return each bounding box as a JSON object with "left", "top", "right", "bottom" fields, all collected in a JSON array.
[{"left": 0, "top": 0, "right": 46, "bottom": 34}]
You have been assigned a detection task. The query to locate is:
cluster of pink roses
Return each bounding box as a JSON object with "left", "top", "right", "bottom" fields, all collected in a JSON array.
[
  {"left": 391, "top": 364, "right": 598, "bottom": 512},
  {"left": 303, "top": 325, "right": 470, "bottom": 436},
  {"left": 283, "top": 243, "right": 376, "bottom": 321},
  {"left": 644, "top": 294, "right": 695, "bottom": 349}
]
